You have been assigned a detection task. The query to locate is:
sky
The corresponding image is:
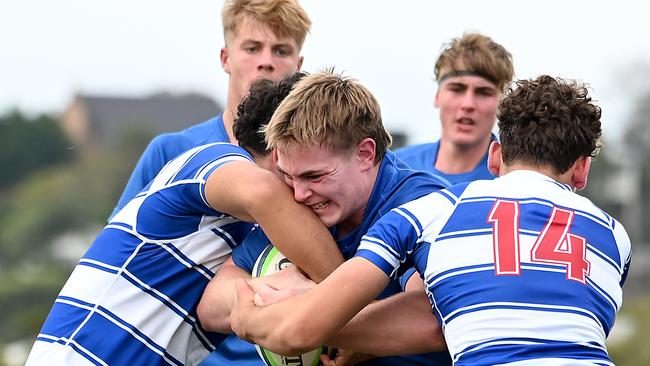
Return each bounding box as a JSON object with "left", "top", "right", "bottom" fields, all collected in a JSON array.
[{"left": 2, "top": 0, "right": 650, "bottom": 145}]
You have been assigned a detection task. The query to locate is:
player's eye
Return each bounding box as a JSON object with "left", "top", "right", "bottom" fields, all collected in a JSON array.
[
  {"left": 274, "top": 47, "right": 292, "bottom": 57},
  {"left": 476, "top": 88, "right": 497, "bottom": 97}
]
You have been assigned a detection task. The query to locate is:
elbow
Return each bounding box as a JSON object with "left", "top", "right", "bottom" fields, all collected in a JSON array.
[
  {"left": 418, "top": 318, "right": 446, "bottom": 352},
  {"left": 408, "top": 291, "right": 447, "bottom": 353},
  {"left": 197, "top": 300, "right": 232, "bottom": 333}
]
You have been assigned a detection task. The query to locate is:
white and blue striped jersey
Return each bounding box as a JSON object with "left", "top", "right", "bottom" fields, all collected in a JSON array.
[
  {"left": 26, "top": 143, "right": 255, "bottom": 366},
  {"left": 356, "top": 170, "right": 632, "bottom": 366}
]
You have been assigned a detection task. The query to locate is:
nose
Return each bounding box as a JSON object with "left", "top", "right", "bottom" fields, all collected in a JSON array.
[
  {"left": 460, "top": 91, "right": 476, "bottom": 111},
  {"left": 257, "top": 48, "right": 275, "bottom": 74},
  {"left": 292, "top": 179, "right": 312, "bottom": 203}
]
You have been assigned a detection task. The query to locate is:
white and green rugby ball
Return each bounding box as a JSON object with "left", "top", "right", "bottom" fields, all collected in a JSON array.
[{"left": 251, "top": 244, "right": 323, "bottom": 366}]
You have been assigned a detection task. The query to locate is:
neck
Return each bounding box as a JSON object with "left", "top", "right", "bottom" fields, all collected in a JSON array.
[
  {"left": 435, "top": 137, "right": 490, "bottom": 174},
  {"left": 222, "top": 104, "right": 238, "bottom": 144},
  {"left": 502, "top": 163, "right": 572, "bottom": 186}
]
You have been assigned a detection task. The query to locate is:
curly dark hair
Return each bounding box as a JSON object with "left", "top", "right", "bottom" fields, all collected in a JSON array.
[
  {"left": 234, "top": 72, "right": 307, "bottom": 155},
  {"left": 497, "top": 75, "right": 602, "bottom": 174}
]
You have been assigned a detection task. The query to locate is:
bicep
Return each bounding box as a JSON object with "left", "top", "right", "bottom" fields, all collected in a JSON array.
[{"left": 204, "top": 161, "right": 273, "bottom": 221}]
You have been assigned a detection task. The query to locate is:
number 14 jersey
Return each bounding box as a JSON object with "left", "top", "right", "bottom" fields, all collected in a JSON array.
[{"left": 356, "top": 170, "right": 632, "bottom": 366}]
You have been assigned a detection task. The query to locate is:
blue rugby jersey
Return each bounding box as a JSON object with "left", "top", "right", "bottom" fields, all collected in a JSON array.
[
  {"left": 394, "top": 137, "right": 495, "bottom": 187},
  {"left": 200, "top": 150, "right": 448, "bottom": 366},
  {"left": 27, "top": 143, "right": 255, "bottom": 366},
  {"left": 356, "top": 170, "right": 632, "bottom": 366},
  {"left": 110, "top": 114, "right": 231, "bottom": 219},
  {"left": 395, "top": 137, "right": 497, "bottom": 366}
]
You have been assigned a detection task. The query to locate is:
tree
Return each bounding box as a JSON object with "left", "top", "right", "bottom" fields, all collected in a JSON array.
[{"left": 0, "top": 110, "right": 74, "bottom": 192}]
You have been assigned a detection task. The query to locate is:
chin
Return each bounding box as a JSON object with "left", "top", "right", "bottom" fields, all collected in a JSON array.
[{"left": 318, "top": 212, "right": 339, "bottom": 229}]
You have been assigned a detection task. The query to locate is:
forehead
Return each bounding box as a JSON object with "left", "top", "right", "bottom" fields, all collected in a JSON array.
[
  {"left": 276, "top": 145, "right": 345, "bottom": 174},
  {"left": 228, "top": 17, "right": 299, "bottom": 47}
]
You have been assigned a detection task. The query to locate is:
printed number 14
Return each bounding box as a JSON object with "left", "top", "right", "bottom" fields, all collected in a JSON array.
[{"left": 487, "top": 200, "right": 591, "bottom": 283}]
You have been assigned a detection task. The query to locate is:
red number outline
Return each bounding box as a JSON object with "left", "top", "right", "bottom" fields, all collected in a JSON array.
[{"left": 488, "top": 199, "right": 591, "bottom": 283}]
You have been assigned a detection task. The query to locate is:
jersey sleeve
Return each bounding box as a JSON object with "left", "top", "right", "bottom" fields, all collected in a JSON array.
[
  {"left": 612, "top": 218, "right": 632, "bottom": 287},
  {"left": 355, "top": 206, "right": 424, "bottom": 279},
  {"left": 355, "top": 190, "right": 456, "bottom": 279},
  {"left": 232, "top": 227, "right": 272, "bottom": 273},
  {"left": 398, "top": 267, "right": 418, "bottom": 289},
  {"left": 114, "top": 143, "right": 253, "bottom": 239},
  {"left": 155, "top": 142, "right": 252, "bottom": 216}
]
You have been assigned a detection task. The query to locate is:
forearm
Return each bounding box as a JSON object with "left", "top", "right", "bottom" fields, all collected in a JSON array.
[
  {"left": 206, "top": 162, "right": 343, "bottom": 282},
  {"left": 326, "top": 290, "right": 446, "bottom": 355},
  {"left": 196, "top": 258, "right": 251, "bottom": 333},
  {"left": 249, "top": 185, "right": 343, "bottom": 282},
  {"left": 231, "top": 281, "right": 321, "bottom": 355},
  {"left": 232, "top": 258, "right": 389, "bottom": 356}
]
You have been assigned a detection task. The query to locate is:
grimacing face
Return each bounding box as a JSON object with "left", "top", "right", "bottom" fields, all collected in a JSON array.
[
  {"left": 435, "top": 72, "right": 500, "bottom": 149},
  {"left": 275, "top": 144, "right": 374, "bottom": 235},
  {"left": 221, "top": 17, "right": 303, "bottom": 107}
]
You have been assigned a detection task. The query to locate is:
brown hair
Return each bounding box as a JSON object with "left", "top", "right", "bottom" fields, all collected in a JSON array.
[
  {"left": 497, "top": 75, "right": 602, "bottom": 173},
  {"left": 264, "top": 69, "right": 391, "bottom": 163},
  {"left": 435, "top": 33, "right": 514, "bottom": 92}
]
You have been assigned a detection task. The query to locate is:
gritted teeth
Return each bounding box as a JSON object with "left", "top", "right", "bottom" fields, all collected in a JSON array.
[{"left": 310, "top": 201, "right": 329, "bottom": 210}]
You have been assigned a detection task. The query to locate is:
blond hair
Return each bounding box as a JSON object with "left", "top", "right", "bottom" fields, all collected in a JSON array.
[
  {"left": 222, "top": 0, "right": 311, "bottom": 49},
  {"left": 435, "top": 33, "right": 514, "bottom": 92},
  {"left": 264, "top": 70, "right": 391, "bottom": 163}
]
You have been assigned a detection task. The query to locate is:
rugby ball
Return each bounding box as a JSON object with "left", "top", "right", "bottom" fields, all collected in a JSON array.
[{"left": 251, "top": 244, "right": 323, "bottom": 366}]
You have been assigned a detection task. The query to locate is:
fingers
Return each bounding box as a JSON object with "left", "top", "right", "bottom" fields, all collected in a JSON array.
[{"left": 235, "top": 278, "right": 255, "bottom": 303}]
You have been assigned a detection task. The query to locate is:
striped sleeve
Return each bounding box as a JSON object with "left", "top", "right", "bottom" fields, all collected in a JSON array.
[{"left": 355, "top": 190, "right": 454, "bottom": 278}]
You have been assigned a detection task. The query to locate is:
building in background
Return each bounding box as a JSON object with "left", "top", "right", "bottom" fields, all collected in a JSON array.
[{"left": 60, "top": 92, "right": 222, "bottom": 151}]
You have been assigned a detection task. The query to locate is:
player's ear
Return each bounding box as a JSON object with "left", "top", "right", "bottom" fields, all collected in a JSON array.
[
  {"left": 356, "top": 137, "right": 377, "bottom": 170},
  {"left": 221, "top": 47, "right": 231, "bottom": 74},
  {"left": 571, "top": 156, "right": 591, "bottom": 191},
  {"left": 296, "top": 56, "right": 304, "bottom": 71},
  {"left": 488, "top": 141, "right": 502, "bottom": 177},
  {"left": 433, "top": 89, "right": 440, "bottom": 108}
]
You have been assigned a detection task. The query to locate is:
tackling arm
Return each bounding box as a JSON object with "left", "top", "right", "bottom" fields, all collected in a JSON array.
[
  {"left": 205, "top": 161, "right": 343, "bottom": 282},
  {"left": 197, "top": 257, "right": 316, "bottom": 333},
  {"left": 327, "top": 287, "right": 445, "bottom": 355},
  {"left": 231, "top": 257, "right": 389, "bottom": 355},
  {"left": 197, "top": 257, "right": 250, "bottom": 332}
]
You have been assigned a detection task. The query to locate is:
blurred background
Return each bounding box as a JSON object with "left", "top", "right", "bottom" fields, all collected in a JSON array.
[{"left": 1, "top": 0, "right": 649, "bottom": 364}]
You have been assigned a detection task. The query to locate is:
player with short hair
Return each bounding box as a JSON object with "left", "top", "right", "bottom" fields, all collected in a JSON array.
[
  {"left": 396, "top": 33, "right": 514, "bottom": 184},
  {"left": 199, "top": 70, "right": 449, "bottom": 365},
  {"left": 198, "top": 71, "right": 341, "bottom": 366},
  {"left": 110, "top": 0, "right": 310, "bottom": 219},
  {"left": 395, "top": 33, "right": 515, "bottom": 364},
  {"left": 25, "top": 73, "right": 343, "bottom": 366},
  {"left": 231, "top": 75, "right": 632, "bottom": 366}
]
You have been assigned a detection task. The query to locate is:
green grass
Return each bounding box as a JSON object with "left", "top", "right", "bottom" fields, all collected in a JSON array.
[{"left": 608, "top": 295, "right": 650, "bottom": 365}]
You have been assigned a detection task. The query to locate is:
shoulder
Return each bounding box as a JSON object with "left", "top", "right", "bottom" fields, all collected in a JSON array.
[
  {"left": 187, "top": 143, "right": 253, "bottom": 168},
  {"left": 394, "top": 142, "right": 436, "bottom": 160},
  {"left": 147, "top": 116, "right": 226, "bottom": 158},
  {"left": 181, "top": 116, "right": 228, "bottom": 143},
  {"left": 388, "top": 152, "right": 449, "bottom": 191},
  {"left": 144, "top": 131, "right": 198, "bottom": 161},
  {"left": 162, "top": 143, "right": 253, "bottom": 182},
  {"left": 373, "top": 153, "right": 449, "bottom": 211}
]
